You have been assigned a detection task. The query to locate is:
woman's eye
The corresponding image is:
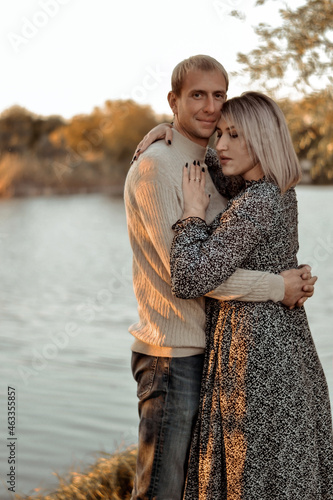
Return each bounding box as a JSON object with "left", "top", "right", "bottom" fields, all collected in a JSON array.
[{"left": 230, "top": 134, "right": 238, "bottom": 138}]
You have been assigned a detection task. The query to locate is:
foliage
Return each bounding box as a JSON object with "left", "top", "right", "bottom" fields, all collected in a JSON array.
[
  {"left": 235, "top": 0, "right": 333, "bottom": 92},
  {"left": 14, "top": 446, "right": 137, "bottom": 500},
  {"left": 233, "top": 0, "right": 333, "bottom": 183},
  {"left": 279, "top": 89, "right": 333, "bottom": 183},
  {"left": 0, "top": 101, "right": 163, "bottom": 196}
]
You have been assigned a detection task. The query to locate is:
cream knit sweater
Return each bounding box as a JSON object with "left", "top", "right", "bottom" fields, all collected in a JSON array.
[{"left": 124, "top": 130, "right": 284, "bottom": 357}]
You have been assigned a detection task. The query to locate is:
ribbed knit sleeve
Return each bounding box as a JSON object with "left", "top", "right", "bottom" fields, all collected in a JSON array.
[{"left": 206, "top": 269, "right": 284, "bottom": 302}]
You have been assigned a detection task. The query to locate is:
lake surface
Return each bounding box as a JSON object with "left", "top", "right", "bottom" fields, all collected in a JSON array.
[{"left": 0, "top": 186, "right": 332, "bottom": 498}]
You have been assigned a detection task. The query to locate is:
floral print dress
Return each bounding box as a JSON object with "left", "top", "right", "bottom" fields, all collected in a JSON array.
[{"left": 170, "top": 178, "right": 333, "bottom": 499}]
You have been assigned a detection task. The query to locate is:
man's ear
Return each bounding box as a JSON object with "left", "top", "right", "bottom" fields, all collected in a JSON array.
[{"left": 168, "top": 91, "right": 178, "bottom": 115}]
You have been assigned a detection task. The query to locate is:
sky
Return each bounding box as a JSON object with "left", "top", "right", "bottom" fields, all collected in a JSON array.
[{"left": 0, "top": 0, "right": 305, "bottom": 119}]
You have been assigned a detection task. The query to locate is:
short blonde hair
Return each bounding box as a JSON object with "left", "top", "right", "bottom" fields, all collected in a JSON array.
[
  {"left": 221, "top": 92, "right": 301, "bottom": 192},
  {"left": 171, "top": 55, "right": 229, "bottom": 96}
]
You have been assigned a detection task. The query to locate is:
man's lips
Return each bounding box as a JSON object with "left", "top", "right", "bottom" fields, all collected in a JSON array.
[{"left": 197, "top": 119, "right": 217, "bottom": 124}]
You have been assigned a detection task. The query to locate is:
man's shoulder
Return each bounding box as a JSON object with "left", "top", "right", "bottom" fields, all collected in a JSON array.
[
  {"left": 127, "top": 141, "right": 178, "bottom": 184},
  {"left": 139, "top": 140, "right": 175, "bottom": 166}
]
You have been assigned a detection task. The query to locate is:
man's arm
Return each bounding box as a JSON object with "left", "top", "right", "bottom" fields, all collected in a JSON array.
[
  {"left": 208, "top": 267, "right": 316, "bottom": 307},
  {"left": 206, "top": 269, "right": 284, "bottom": 302}
]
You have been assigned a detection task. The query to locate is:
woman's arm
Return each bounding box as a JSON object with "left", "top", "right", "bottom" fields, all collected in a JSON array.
[{"left": 170, "top": 166, "right": 275, "bottom": 299}]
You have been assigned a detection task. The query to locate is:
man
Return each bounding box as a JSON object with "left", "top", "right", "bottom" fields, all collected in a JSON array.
[{"left": 124, "top": 55, "right": 316, "bottom": 500}]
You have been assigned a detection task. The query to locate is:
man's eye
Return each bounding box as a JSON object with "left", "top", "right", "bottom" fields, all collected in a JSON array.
[{"left": 193, "top": 93, "right": 202, "bottom": 98}]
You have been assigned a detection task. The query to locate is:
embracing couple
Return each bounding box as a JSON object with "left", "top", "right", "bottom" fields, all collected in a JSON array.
[{"left": 124, "top": 55, "right": 333, "bottom": 499}]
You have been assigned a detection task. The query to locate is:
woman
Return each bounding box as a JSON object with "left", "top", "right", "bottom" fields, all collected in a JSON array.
[{"left": 135, "top": 92, "right": 333, "bottom": 498}]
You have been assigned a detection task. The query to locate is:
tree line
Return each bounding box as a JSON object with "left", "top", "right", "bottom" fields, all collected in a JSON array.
[
  {"left": 1, "top": 0, "right": 332, "bottom": 197},
  {"left": 0, "top": 100, "right": 166, "bottom": 197},
  {"left": 0, "top": 90, "right": 332, "bottom": 198}
]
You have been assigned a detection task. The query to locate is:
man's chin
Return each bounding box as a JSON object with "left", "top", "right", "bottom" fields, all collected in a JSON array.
[{"left": 198, "top": 126, "right": 216, "bottom": 138}]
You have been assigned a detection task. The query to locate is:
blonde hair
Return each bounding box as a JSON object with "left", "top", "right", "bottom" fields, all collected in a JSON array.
[
  {"left": 220, "top": 92, "right": 301, "bottom": 193},
  {"left": 171, "top": 55, "right": 229, "bottom": 96}
]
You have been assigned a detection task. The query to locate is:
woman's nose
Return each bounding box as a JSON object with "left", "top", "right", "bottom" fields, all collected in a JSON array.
[{"left": 216, "top": 137, "right": 228, "bottom": 152}]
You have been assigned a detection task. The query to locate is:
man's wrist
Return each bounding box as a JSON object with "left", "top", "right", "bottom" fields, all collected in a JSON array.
[{"left": 269, "top": 274, "right": 285, "bottom": 302}]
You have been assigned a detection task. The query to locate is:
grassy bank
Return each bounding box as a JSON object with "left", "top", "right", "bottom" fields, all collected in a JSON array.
[{"left": 14, "top": 447, "right": 137, "bottom": 500}]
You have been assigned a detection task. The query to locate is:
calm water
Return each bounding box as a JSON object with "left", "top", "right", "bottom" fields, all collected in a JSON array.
[{"left": 0, "top": 186, "right": 332, "bottom": 498}]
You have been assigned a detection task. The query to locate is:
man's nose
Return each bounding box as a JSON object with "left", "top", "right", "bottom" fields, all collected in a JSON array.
[{"left": 203, "top": 95, "right": 215, "bottom": 113}]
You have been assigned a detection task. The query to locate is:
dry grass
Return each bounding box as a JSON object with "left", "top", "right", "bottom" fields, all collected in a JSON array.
[{"left": 14, "top": 447, "right": 137, "bottom": 500}]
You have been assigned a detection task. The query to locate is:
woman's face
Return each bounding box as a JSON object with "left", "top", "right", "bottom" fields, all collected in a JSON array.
[{"left": 215, "top": 117, "right": 264, "bottom": 181}]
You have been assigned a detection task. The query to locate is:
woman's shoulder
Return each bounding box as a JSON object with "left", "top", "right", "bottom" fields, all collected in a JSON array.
[
  {"left": 228, "top": 179, "right": 280, "bottom": 225},
  {"left": 239, "top": 180, "right": 298, "bottom": 224},
  {"left": 244, "top": 178, "right": 282, "bottom": 202}
]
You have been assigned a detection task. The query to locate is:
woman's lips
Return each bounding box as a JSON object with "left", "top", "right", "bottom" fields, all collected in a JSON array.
[{"left": 220, "top": 156, "right": 231, "bottom": 164}]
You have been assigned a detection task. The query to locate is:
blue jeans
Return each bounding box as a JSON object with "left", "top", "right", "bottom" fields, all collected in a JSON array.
[{"left": 131, "top": 351, "right": 204, "bottom": 500}]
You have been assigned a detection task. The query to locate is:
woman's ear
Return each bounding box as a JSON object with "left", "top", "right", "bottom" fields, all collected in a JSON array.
[{"left": 168, "top": 91, "right": 178, "bottom": 115}]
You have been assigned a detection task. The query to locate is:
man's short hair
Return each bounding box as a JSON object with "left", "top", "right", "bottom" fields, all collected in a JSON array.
[{"left": 171, "top": 55, "right": 229, "bottom": 96}]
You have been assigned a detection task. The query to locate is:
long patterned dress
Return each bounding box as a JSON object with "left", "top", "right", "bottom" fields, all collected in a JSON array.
[{"left": 170, "top": 178, "right": 333, "bottom": 499}]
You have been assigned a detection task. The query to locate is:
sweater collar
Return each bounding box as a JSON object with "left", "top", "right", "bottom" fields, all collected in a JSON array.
[{"left": 172, "top": 129, "right": 208, "bottom": 163}]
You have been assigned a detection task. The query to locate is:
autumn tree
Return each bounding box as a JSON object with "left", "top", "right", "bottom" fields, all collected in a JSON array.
[
  {"left": 100, "top": 99, "right": 159, "bottom": 169},
  {"left": 234, "top": 0, "right": 333, "bottom": 182},
  {"left": 279, "top": 90, "right": 333, "bottom": 183},
  {"left": 0, "top": 106, "right": 65, "bottom": 155},
  {"left": 236, "top": 0, "right": 333, "bottom": 91},
  {"left": 0, "top": 100, "right": 162, "bottom": 196}
]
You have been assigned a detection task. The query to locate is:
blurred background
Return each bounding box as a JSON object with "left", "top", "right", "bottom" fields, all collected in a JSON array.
[{"left": 0, "top": 0, "right": 332, "bottom": 497}]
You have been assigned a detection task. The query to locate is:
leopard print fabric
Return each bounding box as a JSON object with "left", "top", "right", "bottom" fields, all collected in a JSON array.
[{"left": 170, "top": 178, "right": 333, "bottom": 499}]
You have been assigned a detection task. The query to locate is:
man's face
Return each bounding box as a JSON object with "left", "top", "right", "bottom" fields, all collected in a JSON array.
[{"left": 168, "top": 69, "right": 227, "bottom": 147}]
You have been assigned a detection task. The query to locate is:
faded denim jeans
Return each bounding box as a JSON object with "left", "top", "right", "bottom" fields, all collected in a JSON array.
[{"left": 131, "top": 351, "right": 204, "bottom": 500}]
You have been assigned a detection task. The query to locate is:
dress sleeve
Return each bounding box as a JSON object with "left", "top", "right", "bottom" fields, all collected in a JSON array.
[
  {"left": 205, "top": 147, "right": 245, "bottom": 199},
  {"left": 170, "top": 189, "right": 276, "bottom": 299}
]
